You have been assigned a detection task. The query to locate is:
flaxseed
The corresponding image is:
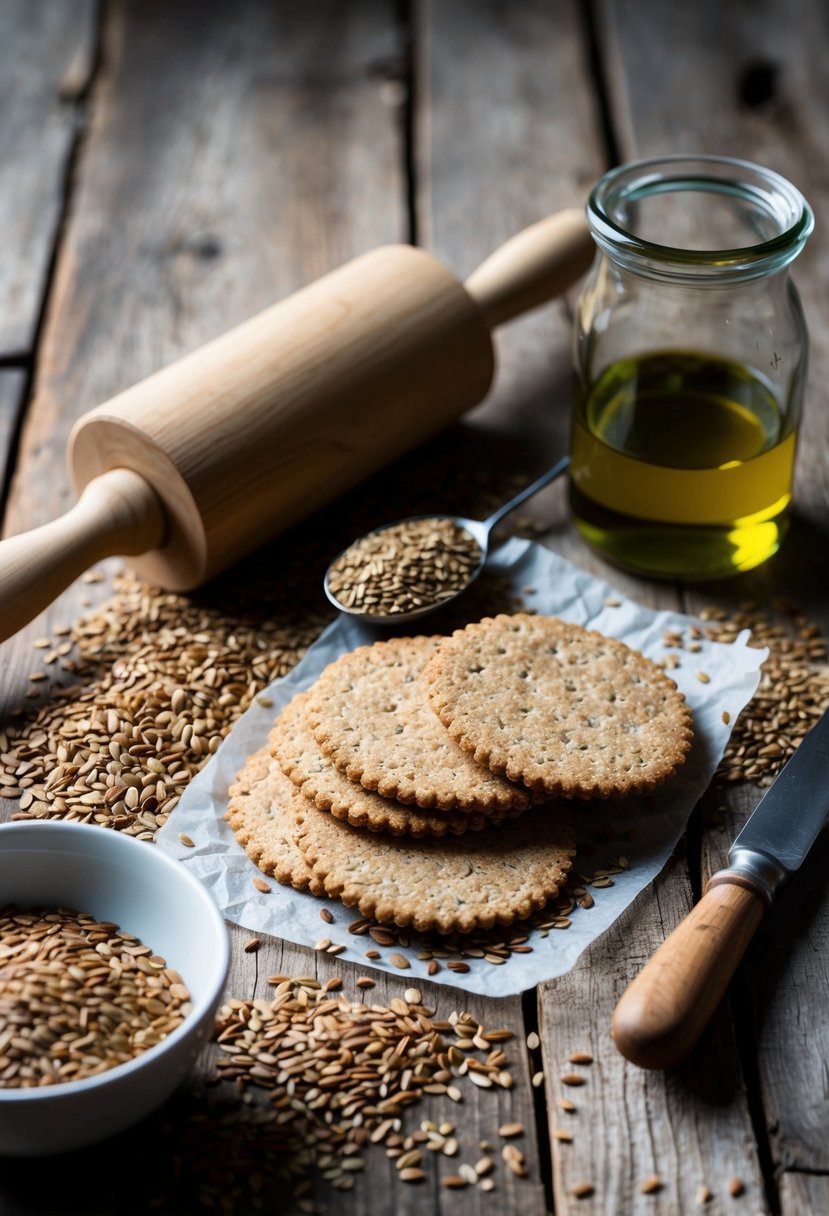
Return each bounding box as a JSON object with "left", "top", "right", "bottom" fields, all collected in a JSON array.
[{"left": 326, "top": 518, "right": 481, "bottom": 619}]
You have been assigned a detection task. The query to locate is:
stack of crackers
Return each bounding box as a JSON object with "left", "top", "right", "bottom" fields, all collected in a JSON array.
[{"left": 227, "top": 614, "right": 693, "bottom": 935}]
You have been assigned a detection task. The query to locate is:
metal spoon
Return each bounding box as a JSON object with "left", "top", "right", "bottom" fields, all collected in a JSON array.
[{"left": 324, "top": 455, "right": 570, "bottom": 626}]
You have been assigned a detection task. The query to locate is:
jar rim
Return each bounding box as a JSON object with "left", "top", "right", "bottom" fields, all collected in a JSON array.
[{"left": 588, "top": 154, "right": 814, "bottom": 281}]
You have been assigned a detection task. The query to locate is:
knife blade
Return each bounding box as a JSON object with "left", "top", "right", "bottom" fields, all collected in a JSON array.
[{"left": 611, "top": 706, "right": 829, "bottom": 1070}]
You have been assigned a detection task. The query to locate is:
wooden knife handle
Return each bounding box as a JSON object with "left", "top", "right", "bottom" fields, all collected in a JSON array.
[
  {"left": 611, "top": 877, "right": 766, "bottom": 1070},
  {"left": 464, "top": 209, "right": 594, "bottom": 329},
  {"left": 0, "top": 469, "right": 164, "bottom": 644}
]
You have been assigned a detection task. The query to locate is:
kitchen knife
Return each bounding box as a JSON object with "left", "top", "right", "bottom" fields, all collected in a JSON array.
[{"left": 612, "top": 705, "right": 829, "bottom": 1069}]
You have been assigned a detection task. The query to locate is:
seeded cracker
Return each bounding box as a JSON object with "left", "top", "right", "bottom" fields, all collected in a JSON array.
[
  {"left": 306, "top": 636, "right": 531, "bottom": 813},
  {"left": 270, "top": 691, "right": 503, "bottom": 837},
  {"left": 425, "top": 614, "right": 693, "bottom": 799},
  {"left": 295, "top": 803, "right": 575, "bottom": 934},
  {"left": 226, "top": 745, "right": 325, "bottom": 895}
]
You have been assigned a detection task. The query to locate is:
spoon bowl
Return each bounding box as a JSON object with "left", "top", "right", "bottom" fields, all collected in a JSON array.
[{"left": 324, "top": 456, "right": 570, "bottom": 627}]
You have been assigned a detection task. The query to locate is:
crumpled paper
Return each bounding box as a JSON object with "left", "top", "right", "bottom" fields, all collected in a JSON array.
[{"left": 156, "top": 540, "right": 766, "bottom": 996}]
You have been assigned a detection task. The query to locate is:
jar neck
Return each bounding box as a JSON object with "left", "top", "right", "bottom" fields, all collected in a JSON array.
[{"left": 588, "top": 155, "right": 813, "bottom": 285}]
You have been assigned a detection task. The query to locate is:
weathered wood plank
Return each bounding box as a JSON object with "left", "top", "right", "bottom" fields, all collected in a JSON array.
[
  {"left": 417, "top": 6, "right": 742, "bottom": 1216},
  {"left": 702, "top": 795, "right": 829, "bottom": 1177},
  {"left": 0, "top": 373, "right": 26, "bottom": 491},
  {"left": 0, "top": 0, "right": 406, "bottom": 715},
  {"left": 779, "top": 1172, "right": 829, "bottom": 1214},
  {"left": 597, "top": 1, "right": 829, "bottom": 1209},
  {"left": 540, "top": 848, "right": 767, "bottom": 1214},
  {"left": 417, "top": 0, "right": 602, "bottom": 445},
  {"left": 0, "top": 0, "right": 98, "bottom": 359},
  {"left": 0, "top": 4, "right": 547, "bottom": 1215}
]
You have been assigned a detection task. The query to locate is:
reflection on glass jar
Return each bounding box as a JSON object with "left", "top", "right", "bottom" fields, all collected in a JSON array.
[{"left": 571, "top": 155, "right": 813, "bottom": 580}]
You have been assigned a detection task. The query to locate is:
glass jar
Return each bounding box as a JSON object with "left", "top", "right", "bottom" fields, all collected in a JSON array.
[{"left": 571, "top": 155, "right": 814, "bottom": 580}]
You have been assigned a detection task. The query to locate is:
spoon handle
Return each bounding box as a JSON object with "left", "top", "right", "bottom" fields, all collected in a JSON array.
[{"left": 483, "top": 456, "right": 571, "bottom": 533}]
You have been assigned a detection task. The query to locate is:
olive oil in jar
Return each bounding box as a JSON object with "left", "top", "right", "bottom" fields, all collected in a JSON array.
[{"left": 570, "top": 351, "right": 796, "bottom": 579}]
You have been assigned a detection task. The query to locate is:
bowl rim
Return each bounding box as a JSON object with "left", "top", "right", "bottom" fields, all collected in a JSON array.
[{"left": 0, "top": 820, "right": 230, "bottom": 1103}]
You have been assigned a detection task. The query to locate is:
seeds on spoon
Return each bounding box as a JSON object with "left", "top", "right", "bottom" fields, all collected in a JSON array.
[{"left": 326, "top": 517, "right": 481, "bottom": 618}]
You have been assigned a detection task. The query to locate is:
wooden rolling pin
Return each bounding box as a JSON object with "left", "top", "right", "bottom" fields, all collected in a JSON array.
[{"left": 0, "top": 210, "right": 593, "bottom": 642}]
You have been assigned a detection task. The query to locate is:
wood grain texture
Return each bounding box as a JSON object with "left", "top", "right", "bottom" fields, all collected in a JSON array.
[
  {"left": 0, "top": 0, "right": 98, "bottom": 359},
  {"left": 417, "top": 3, "right": 768, "bottom": 1212},
  {"left": 0, "top": 5, "right": 544, "bottom": 1215},
  {"left": 0, "top": 373, "right": 26, "bottom": 491},
  {"left": 540, "top": 854, "right": 768, "bottom": 1214},
  {"left": 417, "top": 0, "right": 603, "bottom": 444},
  {"left": 599, "top": 0, "right": 829, "bottom": 1201},
  {"left": 779, "top": 1171, "right": 829, "bottom": 1216},
  {"left": 0, "top": 0, "right": 406, "bottom": 716},
  {"left": 701, "top": 796, "right": 829, "bottom": 1176}
]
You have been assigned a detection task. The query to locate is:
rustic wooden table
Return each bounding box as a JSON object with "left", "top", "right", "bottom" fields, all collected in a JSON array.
[{"left": 1, "top": 2, "right": 827, "bottom": 1213}]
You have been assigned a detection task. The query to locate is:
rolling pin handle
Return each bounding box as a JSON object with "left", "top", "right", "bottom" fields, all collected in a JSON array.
[
  {"left": 0, "top": 468, "right": 165, "bottom": 644},
  {"left": 464, "top": 208, "right": 595, "bottom": 330}
]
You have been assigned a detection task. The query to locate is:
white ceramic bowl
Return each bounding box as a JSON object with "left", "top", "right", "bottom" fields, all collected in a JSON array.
[{"left": 0, "top": 820, "right": 229, "bottom": 1155}]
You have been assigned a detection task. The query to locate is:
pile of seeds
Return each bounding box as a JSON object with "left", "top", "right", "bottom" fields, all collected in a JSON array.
[
  {"left": 212, "top": 976, "right": 529, "bottom": 1204},
  {"left": 325, "top": 517, "right": 482, "bottom": 617},
  {"left": 0, "top": 906, "right": 191, "bottom": 1087},
  {"left": 653, "top": 602, "right": 829, "bottom": 787},
  {"left": 0, "top": 571, "right": 326, "bottom": 837}
]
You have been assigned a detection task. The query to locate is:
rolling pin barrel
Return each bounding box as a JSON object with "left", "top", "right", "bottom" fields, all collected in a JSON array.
[
  {"left": 0, "top": 209, "right": 594, "bottom": 641},
  {"left": 70, "top": 243, "right": 496, "bottom": 590}
]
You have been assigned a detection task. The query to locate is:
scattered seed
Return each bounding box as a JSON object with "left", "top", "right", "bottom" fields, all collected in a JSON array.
[
  {"left": 554, "top": 1129, "right": 573, "bottom": 1142},
  {"left": 727, "top": 1177, "right": 745, "bottom": 1197},
  {"left": 721, "top": 711, "right": 731, "bottom": 725},
  {"left": 389, "top": 953, "right": 410, "bottom": 970},
  {"left": 560, "top": 1073, "right": 585, "bottom": 1086},
  {"left": 569, "top": 1051, "right": 593, "bottom": 1064},
  {"left": 526, "top": 1031, "right": 540, "bottom": 1050},
  {"left": 498, "top": 1123, "right": 524, "bottom": 1138},
  {"left": 640, "top": 1174, "right": 663, "bottom": 1193},
  {"left": 320, "top": 908, "right": 335, "bottom": 924},
  {"left": 252, "top": 878, "right": 270, "bottom": 894},
  {"left": 531, "top": 1071, "right": 544, "bottom": 1087},
  {"left": 399, "top": 1168, "right": 426, "bottom": 1183},
  {"left": 404, "top": 988, "right": 422, "bottom": 1004},
  {"left": 356, "top": 977, "right": 375, "bottom": 989},
  {"left": 243, "top": 937, "right": 261, "bottom": 954},
  {"left": 178, "top": 833, "right": 195, "bottom": 848},
  {"left": 696, "top": 1184, "right": 712, "bottom": 1205},
  {"left": 557, "top": 1097, "right": 576, "bottom": 1113},
  {"left": 443, "top": 1175, "right": 467, "bottom": 1189},
  {"left": 571, "top": 1182, "right": 595, "bottom": 1199}
]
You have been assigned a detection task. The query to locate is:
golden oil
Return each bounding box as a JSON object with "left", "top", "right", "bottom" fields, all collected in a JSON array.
[{"left": 570, "top": 350, "right": 796, "bottom": 579}]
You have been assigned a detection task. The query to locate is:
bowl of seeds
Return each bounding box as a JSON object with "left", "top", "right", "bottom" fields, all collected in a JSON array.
[{"left": 0, "top": 820, "right": 229, "bottom": 1155}]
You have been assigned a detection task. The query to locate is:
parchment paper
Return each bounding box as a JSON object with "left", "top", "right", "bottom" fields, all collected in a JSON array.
[{"left": 156, "top": 540, "right": 766, "bottom": 996}]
